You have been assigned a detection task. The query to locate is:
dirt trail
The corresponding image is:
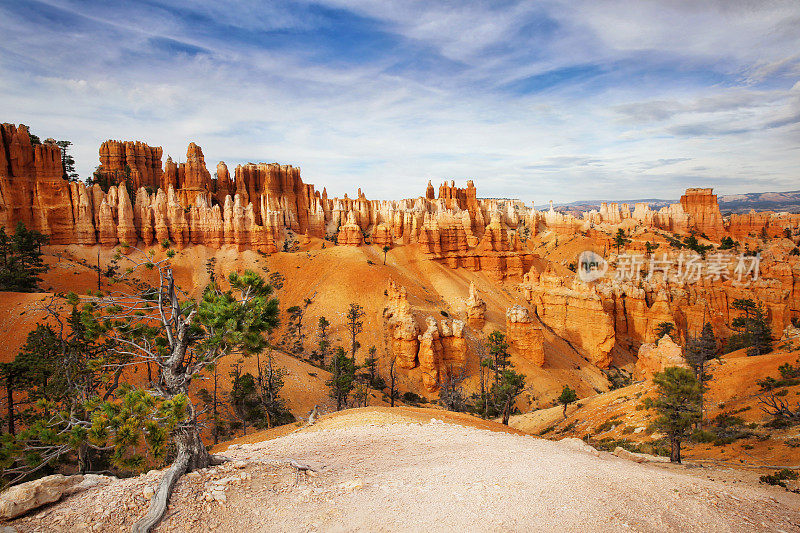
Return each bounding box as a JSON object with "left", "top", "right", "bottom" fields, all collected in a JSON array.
[{"left": 12, "top": 409, "right": 798, "bottom": 532}]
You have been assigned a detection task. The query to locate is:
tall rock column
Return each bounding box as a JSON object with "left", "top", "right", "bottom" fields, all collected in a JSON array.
[
  {"left": 418, "top": 317, "right": 443, "bottom": 391},
  {"left": 383, "top": 280, "right": 420, "bottom": 369},
  {"left": 465, "top": 281, "right": 487, "bottom": 326},
  {"left": 505, "top": 305, "right": 544, "bottom": 367}
]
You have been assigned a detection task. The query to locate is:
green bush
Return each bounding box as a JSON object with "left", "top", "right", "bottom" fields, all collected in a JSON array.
[
  {"left": 760, "top": 469, "right": 798, "bottom": 487},
  {"left": 402, "top": 391, "right": 424, "bottom": 405},
  {"left": 691, "top": 430, "right": 717, "bottom": 443}
]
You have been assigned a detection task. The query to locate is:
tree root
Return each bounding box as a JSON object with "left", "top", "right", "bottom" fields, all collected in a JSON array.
[{"left": 131, "top": 453, "right": 190, "bottom": 533}]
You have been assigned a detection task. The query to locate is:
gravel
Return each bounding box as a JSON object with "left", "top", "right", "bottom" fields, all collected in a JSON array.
[{"left": 9, "top": 418, "right": 800, "bottom": 532}]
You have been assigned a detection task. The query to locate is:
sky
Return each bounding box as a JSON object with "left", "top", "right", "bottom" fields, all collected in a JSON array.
[{"left": 1, "top": 0, "right": 798, "bottom": 203}]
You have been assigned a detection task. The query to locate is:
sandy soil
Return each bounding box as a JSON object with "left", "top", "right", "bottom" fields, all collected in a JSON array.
[{"left": 10, "top": 408, "right": 800, "bottom": 532}]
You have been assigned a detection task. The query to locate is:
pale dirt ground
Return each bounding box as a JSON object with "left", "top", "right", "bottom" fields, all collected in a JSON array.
[{"left": 9, "top": 408, "right": 800, "bottom": 533}]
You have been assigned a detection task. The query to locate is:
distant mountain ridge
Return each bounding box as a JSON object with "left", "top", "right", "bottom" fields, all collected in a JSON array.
[{"left": 542, "top": 190, "right": 800, "bottom": 215}]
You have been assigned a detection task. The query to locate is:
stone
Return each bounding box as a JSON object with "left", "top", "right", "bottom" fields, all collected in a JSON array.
[
  {"left": 63, "top": 474, "right": 115, "bottom": 496},
  {"left": 679, "top": 188, "right": 724, "bottom": 240},
  {"left": 98, "top": 140, "right": 163, "bottom": 190},
  {"left": 613, "top": 447, "right": 669, "bottom": 463},
  {"left": 418, "top": 317, "right": 442, "bottom": 392},
  {"left": 337, "top": 210, "right": 363, "bottom": 246},
  {"left": 0, "top": 474, "right": 84, "bottom": 519},
  {"left": 384, "top": 279, "right": 420, "bottom": 369},
  {"left": 558, "top": 438, "right": 600, "bottom": 457},
  {"left": 524, "top": 270, "right": 614, "bottom": 368}
]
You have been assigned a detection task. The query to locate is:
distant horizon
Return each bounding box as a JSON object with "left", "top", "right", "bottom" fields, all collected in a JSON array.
[{"left": 2, "top": 1, "right": 798, "bottom": 203}]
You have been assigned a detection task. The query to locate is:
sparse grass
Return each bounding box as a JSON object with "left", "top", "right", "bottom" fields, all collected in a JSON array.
[{"left": 560, "top": 421, "right": 578, "bottom": 433}]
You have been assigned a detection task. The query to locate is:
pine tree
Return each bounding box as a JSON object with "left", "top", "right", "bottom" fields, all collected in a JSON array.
[
  {"left": 558, "top": 385, "right": 578, "bottom": 419},
  {"left": 655, "top": 322, "right": 675, "bottom": 339},
  {"left": 254, "top": 350, "right": 294, "bottom": 428},
  {"left": 493, "top": 369, "right": 526, "bottom": 425},
  {"left": 196, "top": 365, "right": 229, "bottom": 445},
  {"left": 0, "top": 223, "right": 49, "bottom": 292},
  {"left": 486, "top": 331, "right": 510, "bottom": 385},
  {"left": 684, "top": 322, "right": 717, "bottom": 426},
  {"left": 55, "top": 140, "right": 79, "bottom": 181},
  {"left": 613, "top": 228, "right": 630, "bottom": 254},
  {"left": 730, "top": 298, "right": 772, "bottom": 356},
  {"left": 317, "top": 316, "right": 331, "bottom": 366},
  {"left": 346, "top": 303, "right": 365, "bottom": 363},
  {"left": 0, "top": 294, "right": 127, "bottom": 481},
  {"left": 647, "top": 367, "right": 701, "bottom": 463},
  {"left": 363, "top": 346, "right": 384, "bottom": 389},
  {"left": 80, "top": 256, "right": 279, "bottom": 530},
  {"left": 328, "top": 347, "right": 356, "bottom": 410},
  {"left": 229, "top": 364, "right": 265, "bottom": 436}
]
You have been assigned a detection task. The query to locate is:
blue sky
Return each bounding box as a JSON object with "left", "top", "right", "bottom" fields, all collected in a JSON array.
[{"left": 1, "top": 0, "right": 798, "bottom": 202}]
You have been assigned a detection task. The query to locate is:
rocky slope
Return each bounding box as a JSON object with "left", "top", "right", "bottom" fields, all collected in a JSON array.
[{"left": 5, "top": 408, "right": 800, "bottom": 532}]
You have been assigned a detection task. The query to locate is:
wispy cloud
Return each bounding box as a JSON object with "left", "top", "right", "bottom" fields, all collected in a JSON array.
[{"left": 0, "top": 0, "right": 798, "bottom": 202}]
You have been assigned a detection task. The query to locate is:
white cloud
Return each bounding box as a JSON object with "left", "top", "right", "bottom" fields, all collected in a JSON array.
[{"left": 0, "top": 0, "right": 798, "bottom": 203}]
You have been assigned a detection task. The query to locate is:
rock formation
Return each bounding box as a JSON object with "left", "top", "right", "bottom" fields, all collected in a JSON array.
[
  {"left": 418, "top": 317, "right": 443, "bottom": 391},
  {"left": 0, "top": 124, "right": 76, "bottom": 243},
  {"left": 97, "top": 140, "right": 163, "bottom": 190},
  {"left": 523, "top": 267, "right": 615, "bottom": 368},
  {"left": 680, "top": 188, "right": 724, "bottom": 239},
  {"left": 0, "top": 474, "right": 114, "bottom": 520},
  {"left": 634, "top": 334, "right": 687, "bottom": 380},
  {"left": 384, "top": 279, "right": 420, "bottom": 370},
  {"left": 505, "top": 305, "right": 545, "bottom": 366},
  {"left": 337, "top": 210, "right": 364, "bottom": 246},
  {"left": 465, "top": 281, "right": 487, "bottom": 324},
  {"left": 3, "top": 122, "right": 800, "bottom": 387},
  {"left": 383, "top": 280, "right": 469, "bottom": 391}
]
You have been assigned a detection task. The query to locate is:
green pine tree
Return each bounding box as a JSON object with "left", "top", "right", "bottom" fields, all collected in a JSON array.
[
  {"left": 558, "top": 385, "right": 578, "bottom": 419},
  {"left": 647, "top": 367, "right": 702, "bottom": 463},
  {"left": 0, "top": 223, "right": 49, "bottom": 292},
  {"left": 328, "top": 347, "right": 356, "bottom": 410}
]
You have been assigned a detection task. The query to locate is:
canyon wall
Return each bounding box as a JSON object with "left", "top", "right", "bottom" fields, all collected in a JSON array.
[
  {"left": 522, "top": 241, "right": 800, "bottom": 364},
  {"left": 3, "top": 123, "right": 799, "bottom": 266}
]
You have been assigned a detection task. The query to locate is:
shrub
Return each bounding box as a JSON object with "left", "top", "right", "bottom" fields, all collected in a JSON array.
[
  {"left": 760, "top": 469, "right": 798, "bottom": 487},
  {"left": 402, "top": 391, "right": 424, "bottom": 405},
  {"left": 779, "top": 362, "right": 800, "bottom": 379},
  {"left": 560, "top": 421, "right": 578, "bottom": 433},
  {"left": 596, "top": 420, "right": 615, "bottom": 432},
  {"left": 691, "top": 430, "right": 717, "bottom": 443}
]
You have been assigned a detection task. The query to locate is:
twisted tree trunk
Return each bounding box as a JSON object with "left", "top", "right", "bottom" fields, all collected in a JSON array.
[{"left": 131, "top": 425, "right": 213, "bottom": 532}]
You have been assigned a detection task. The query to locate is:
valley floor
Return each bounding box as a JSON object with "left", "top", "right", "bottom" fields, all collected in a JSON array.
[{"left": 9, "top": 408, "right": 800, "bottom": 532}]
